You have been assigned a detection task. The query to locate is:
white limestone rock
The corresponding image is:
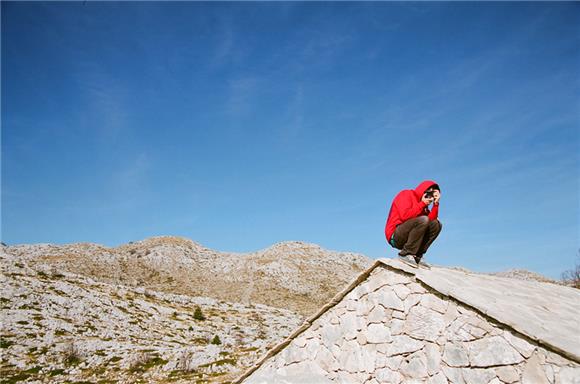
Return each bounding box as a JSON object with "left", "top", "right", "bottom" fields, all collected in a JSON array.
[
  {"left": 366, "top": 323, "right": 392, "bottom": 344},
  {"left": 521, "top": 352, "right": 550, "bottom": 384},
  {"left": 375, "top": 367, "right": 402, "bottom": 384},
  {"left": 407, "top": 281, "right": 427, "bottom": 294},
  {"left": 367, "top": 305, "right": 386, "bottom": 324},
  {"left": 393, "top": 284, "right": 411, "bottom": 300},
  {"left": 424, "top": 342, "right": 442, "bottom": 375},
  {"left": 400, "top": 350, "right": 429, "bottom": 379},
  {"left": 461, "top": 368, "right": 497, "bottom": 384},
  {"left": 404, "top": 293, "right": 423, "bottom": 313},
  {"left": 556, "top": 366, "right": 580, "bottom": 384},
  {"left": 370, "top": 289, "right": 404, "bottom": 311},
  {"left": 304, "top": 337, "right": 321, "bottom": 360},
  {"left": 367, "top": 271, "right": 390, "bottom": 292},
  {"left": 277, "top": 361, "right": 333, "bottom": 384},
  {"left": 294, "top": 335, "right": 307, "bottom": 348},
  {"left": 404, "top": 305, "right": 446, "bottom": 342},
  {"left": 320, "top": 323, "right": 342, "bottom": 349},
  {"left": 442, "top": 365, "right": 465, "bottom": 384},
  {"left": 317, "top": 345, "right": 340, "bottom": 373},
  {"left": 390, "top": 318, "right": 405, "bottom": 335},
  {"left": 352, "top": 282, "right": 371, "bottom": 299},
  {"left": 356, "top": 297, "right": 372, "bottom": 315},
  {"left": 446, "top": 315, "right": 481, "bottom": 342},
  {"left": 377, "top": 267, "right": 410, "bottom": 285},
  {"left": 443, "top": 301, "right": 459, "bottom": 326},
  {"left": 502, "top": 331, "right": 536, "bottom": 358},
  {"left": 340, "top": 312, "right": 361, "bottom": 340},
  {"left": 495, "top": 365, "right": 521, "bottom": 383},
  {"left": 361, "top": 344, "right": 378, "bottom": 373},
  {"left": 467, "top": 335, "right": 525, "bottom": 367},
  {"left": 357, "top": 329, "right": 368, "bottom": 345},
  {"left": 346, "top": 298, "right": 358, "bottom": 311},
  {"left": 427, "top": 372, "right": 449, "bottom": 384},
  {"left": 339, "top": 340, "right": 364, "bottom": 374},
  {"left": 386, "top": 335, "right": 424, "bottom": 356},
  {"left": 421, "top": 294, "right": 448, "bottom": 314},
  {"left": 442, "top": 342, "right": 469, "bottom": 367},
  {"left": 392, "top": 310, "right": 405, "bottom": 320},
  {"left": 385, "top": 354, "right": 404, "bottom": 371}
]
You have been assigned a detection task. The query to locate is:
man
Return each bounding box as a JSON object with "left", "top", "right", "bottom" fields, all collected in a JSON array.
[{"left": 385, "top": 180, "right": 442, "bottom": 268}]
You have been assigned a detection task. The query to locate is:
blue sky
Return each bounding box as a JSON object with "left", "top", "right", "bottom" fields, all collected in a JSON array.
[{"left": 2, "top": 2, "right": 579, "bottom": 278}]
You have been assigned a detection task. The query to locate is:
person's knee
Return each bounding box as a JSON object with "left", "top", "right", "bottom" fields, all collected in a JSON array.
[
  {"left": 430, "top": 219, "right": 442, "bottom": 228},
  {"left": 415, "top": 216, "right": 429, "bottom": 225}
]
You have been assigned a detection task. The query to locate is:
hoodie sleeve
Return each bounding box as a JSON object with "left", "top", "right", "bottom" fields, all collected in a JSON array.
[
  {"left": 428, "top": 203, "right": 439, "bottom": 221},
  {"left": 394, "top": 190, "right": 427, "bottom": 222}
]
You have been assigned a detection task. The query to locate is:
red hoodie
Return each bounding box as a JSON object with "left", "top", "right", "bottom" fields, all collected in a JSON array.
[{"left": 384, "top": 180, "right": 439, "bottom": 243}]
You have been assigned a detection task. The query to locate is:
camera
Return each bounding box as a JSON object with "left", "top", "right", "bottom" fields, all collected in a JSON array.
[{"left": 424, "top": 190, "right": 435, "bottom": 199}]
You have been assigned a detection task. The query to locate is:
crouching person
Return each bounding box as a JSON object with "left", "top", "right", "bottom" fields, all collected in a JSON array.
[{"left": 385, "top": 180, "right": 442, "bottom": 268}]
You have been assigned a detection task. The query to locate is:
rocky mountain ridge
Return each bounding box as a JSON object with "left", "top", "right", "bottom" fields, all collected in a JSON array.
[{"left": 5, "top": 236, "right": 373, "bottom": 317}]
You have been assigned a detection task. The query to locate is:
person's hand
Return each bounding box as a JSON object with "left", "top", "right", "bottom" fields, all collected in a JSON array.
[
  {"left": 433, "top": 190, "right": 440, "bottom": 204},
  {"left": 422, "top": 194, "right": 434, "bottom": 206}
]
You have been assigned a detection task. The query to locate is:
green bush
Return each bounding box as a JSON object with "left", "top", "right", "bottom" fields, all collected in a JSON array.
[
  {"left": 193, "top": 306, "right": 206, "bottom": 321},
  {"left": 210, "top": 335, "right": 221, "bottom": 345}
]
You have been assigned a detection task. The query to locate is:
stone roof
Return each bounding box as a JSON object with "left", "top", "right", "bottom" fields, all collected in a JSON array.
[
  {"left": 234, "top": 258, "right": 580, "bottom": 383},
  {"left": 381, "top": 258, "right": 580, "bottom": 363}
]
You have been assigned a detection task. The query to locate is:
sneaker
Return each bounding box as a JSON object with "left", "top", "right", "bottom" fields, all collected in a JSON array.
[
  {"left": 398, "top": 255, "right": 418, "bottom": 268},
  {"left": 414, "top": 255, "right": 431, "bottom": 269}
]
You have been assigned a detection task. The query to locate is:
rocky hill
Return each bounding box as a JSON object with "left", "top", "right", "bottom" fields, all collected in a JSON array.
[
  {"left": 1, "top": 249, "right": 302, "bottom": 383},
  {"left": 1, "top": 237, "right": 372, "bottom": 383},
  {"left": 4, "top": 236, "right": 373, "bottom": 317}
]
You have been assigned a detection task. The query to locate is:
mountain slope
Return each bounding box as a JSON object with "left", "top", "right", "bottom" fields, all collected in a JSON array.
[
  {"left": 1, "top": 250, "right": 302, "bottom": 383},
  {"left": 5, "top": 236, "right": 374, "bottom": 316}
]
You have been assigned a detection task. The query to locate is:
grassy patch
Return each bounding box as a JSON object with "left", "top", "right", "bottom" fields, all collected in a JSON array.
[
  {"left": 48, "top": 368, "right": 66, "bottom": 376},
  {"left": 63, "top": 343, "right": 83, "bottom": 366},
  {"left": 24, "top": 366, "right": 42, "bottom": 374},
  {"left": 192, "top": 337, "right": 208, "bottom": 345},
  {"left": 0, "top": 371, "right": 32, "bottom": 383},
  {"left": 108, "top": 356, "right": 122, "bottom": 363},
  {"left": 198, "top": 358, "right": 236, "bottom": 369},
  {"left": 128, "top": 353, "right": 167, "bottom": 373}
]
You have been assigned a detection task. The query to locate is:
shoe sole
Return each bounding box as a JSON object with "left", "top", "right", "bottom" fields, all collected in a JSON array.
[{"left": 397, "top": 257, "right": 418, "bottom": 268}]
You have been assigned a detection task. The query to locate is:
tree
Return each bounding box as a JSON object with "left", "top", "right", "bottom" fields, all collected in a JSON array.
[
  {"left": 561, "top": 250, "right": 580, "bottom": 289},
  {"left": 210, "top": 335, "right": 221, "bottom": 345},
  {"left": 193, "top": 306, "right": 206, "bottom": 321}
]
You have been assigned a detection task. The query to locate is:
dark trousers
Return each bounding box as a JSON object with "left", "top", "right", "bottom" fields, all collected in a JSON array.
[{"left": 392, "top": 216, "right": 442, "bottom": 256}]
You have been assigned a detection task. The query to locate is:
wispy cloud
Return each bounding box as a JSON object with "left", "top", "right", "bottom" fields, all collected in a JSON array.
[
  {"left": 73, "top": 63, "right": 131, "bottom": 144},
  {"left": 226, "top": 76, "right": 260, "bottom": 117},
  {"left": 209, "top": 13, "right": 236, "bottom": 70}
]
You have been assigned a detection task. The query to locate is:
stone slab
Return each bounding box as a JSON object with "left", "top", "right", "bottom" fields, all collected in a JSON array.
[{"left": 378, "top": 258, "right": 580, "bottom": 363}]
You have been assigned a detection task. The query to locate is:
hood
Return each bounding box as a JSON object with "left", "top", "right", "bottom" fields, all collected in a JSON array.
[{"left": 414, "top": 180, "right": 438, "bottom": 198}]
